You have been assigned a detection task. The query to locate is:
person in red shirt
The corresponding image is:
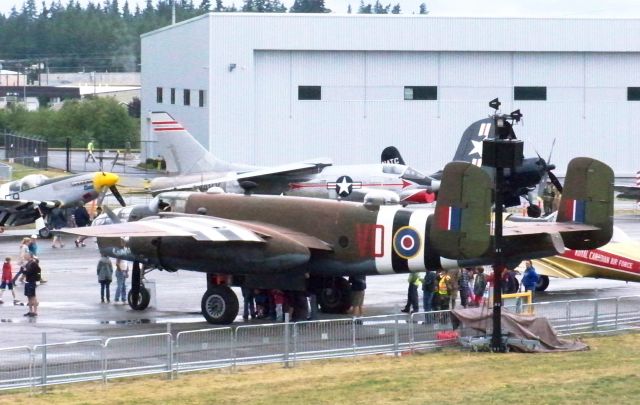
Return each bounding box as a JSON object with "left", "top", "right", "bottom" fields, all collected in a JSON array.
[{"left": 0, "top": 257, "right": 21, "bottom": 305}]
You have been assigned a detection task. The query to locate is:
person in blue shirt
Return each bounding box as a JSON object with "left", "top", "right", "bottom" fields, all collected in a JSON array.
[{"left": 521, "top": 260, "right": 540, "bottom": 300}]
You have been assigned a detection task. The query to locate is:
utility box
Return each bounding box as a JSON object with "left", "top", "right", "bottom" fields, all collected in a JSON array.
[{"left": 482, "top": 139, "right": 524, "bottom": 169}]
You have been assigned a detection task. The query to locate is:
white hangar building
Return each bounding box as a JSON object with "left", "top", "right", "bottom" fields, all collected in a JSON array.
[{"left": 141, "top": 14, "right": 640, "bottom": 176}]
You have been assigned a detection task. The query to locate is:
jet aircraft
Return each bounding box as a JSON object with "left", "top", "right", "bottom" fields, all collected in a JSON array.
[
  {"left": 148, "top": 112, "right": 439, "bottom": 204},
  {"left": 0, "top": 171, "right": 124, "bottom": 237},
  {"left": 63, "top": 157, "right": 613, "bottom": 324}
]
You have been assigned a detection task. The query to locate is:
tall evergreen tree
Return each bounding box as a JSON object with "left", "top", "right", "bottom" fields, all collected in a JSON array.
[
  {"left": 419, "top": 2, "right": 428, "bottom": 14},
  {"left": 358, "top": 1, "right": 372, "bottom": 14},
  {"left": 290, "top": 0, "right": 329, "bottom": 13}
]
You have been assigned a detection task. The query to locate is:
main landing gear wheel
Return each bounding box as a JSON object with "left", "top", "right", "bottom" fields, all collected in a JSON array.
[
  {"left": 201, "top": 285, "right": 239, "bottom": 324},
  {"left": 527, "top": 205, "right": 542, "bottom": 218},
  {"left": 318, "top": 277, "right": 352, "bottom": 314},
  {"left": 128, "top": 285, "right": 151, "bottom": 310},
  {"left": 535, "top": 275, "right": 550, "bottom": 292},
  {"left": 38, "top": 227, "right": 52, "bottom": 239}
]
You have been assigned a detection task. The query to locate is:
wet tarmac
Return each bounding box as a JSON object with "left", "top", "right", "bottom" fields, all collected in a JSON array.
[{"left": 0, "top": 213, "right": 639, "bottom": 349}]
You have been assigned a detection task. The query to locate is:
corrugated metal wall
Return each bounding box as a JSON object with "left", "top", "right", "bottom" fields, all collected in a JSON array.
[{"left": 252, "top": 49, "right": 640, "bottom": 174}]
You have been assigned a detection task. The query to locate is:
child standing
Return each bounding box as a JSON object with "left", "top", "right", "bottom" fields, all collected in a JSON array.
[{"left": 0, "top": 257, "right": 21, "bottom": 305}]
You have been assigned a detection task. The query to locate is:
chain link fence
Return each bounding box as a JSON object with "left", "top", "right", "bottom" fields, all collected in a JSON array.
[
  {"left": 2, "top": 133, "right": 48, "bottom": 169},
  {"left": 0, "top": 295, "right": 638, "bottom": 392}
]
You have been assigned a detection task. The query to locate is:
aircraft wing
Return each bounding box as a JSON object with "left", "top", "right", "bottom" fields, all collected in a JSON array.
[
  {"left": 61, "top": 216, "right": 265, "bottom": 242},
  {"left": 152, "top": 158, "right": 333, "bottom": 194}
]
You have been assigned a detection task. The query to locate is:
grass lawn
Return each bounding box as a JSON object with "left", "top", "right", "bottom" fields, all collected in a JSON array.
[
  {"left": 3, "top": 161, "right": 67, "bottom": 180},
  {"left": 2, "top": 332, "right": 639, "bottom": 404}
]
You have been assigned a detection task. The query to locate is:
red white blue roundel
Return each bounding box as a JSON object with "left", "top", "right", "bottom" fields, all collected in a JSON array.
[{"left": 393, "top": 226, "right": 421, "bottom": 259}]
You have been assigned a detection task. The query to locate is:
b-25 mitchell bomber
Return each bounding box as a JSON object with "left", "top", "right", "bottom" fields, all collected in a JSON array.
[{"left": 65, "top": 156, "right": 613, "bottom": 324}]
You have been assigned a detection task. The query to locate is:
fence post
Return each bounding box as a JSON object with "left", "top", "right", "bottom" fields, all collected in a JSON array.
[
  {"left": 40, "top": 332, "right": 47, "bottom": 392},
  {"left": 101, "top": 339, "right": 107, "bottom": 385},
  {"left": 352, "top": 317, "right": 357, "bottom": 356},
  {"left": 592, "top": 299, "right": 599, "bottom": 331},
  {"left": 409, "top": 312, "right": 415, "bottom": 352},
  {"left": 167, "top": 323, "right": 174, "bottom": 380},
  {"left": 393, "top": 315, "right": 400, "bottom": 357},
  {"left": 283, "top": 313, "right": 290, "bottom": 368},
  {"left": 566, "top": 301, "right": 572, "bottom": 333},
  {"left": 292, "top": 322, "right": 298, "bottom": 367}
]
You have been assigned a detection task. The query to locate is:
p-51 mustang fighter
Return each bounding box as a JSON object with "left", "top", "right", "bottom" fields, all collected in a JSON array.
[
  {"left": 0, "top": 171, "right": 124, "bottom": 237},
  {"left": 64, "top": 157, "right": 613, "bottom": 324}
]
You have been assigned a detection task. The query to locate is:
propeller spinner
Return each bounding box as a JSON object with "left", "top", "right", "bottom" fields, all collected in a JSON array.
[{"left": 93, "top": 172, "right": 126, "bottom": 207}]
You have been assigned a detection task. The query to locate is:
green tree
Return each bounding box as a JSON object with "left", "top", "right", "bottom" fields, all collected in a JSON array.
[
  {"left": 0, "top": 98, "right": 139, "bottom": 148},
  {"left": 290, "top": 0, "right": 329, "bottom": 13},
  {"left": 419, "top": 2, "right": 428, "bottom": 14}
]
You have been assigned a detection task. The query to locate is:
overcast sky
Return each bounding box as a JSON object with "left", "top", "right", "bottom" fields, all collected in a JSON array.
[{"left": 3, "top": 0, "right": 640, "bottom": 17}]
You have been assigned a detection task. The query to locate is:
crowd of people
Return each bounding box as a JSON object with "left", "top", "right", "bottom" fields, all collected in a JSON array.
[{"left": 399, "top": 264, "right": 540, "bottom": 316}]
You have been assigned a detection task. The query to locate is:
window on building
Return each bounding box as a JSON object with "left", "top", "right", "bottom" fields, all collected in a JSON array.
[
  {"left": 156, "top": 87, "right": 163, "bottom": 103},
  {"left": 404, "top": 86, "right": 437, "bottom": 100},
  {"left": 298, "top": 86, "right": 321, "bottom": 100},
  {"left": 514, "top": 86, "right": 547, "bottom": 101},
  {"left": 170, "top": 88, "right": 175, "bottom": 105},
  {"left": 627, "top": 87, "right": 640, "bottom": 101},
  {"left": 183, "top": 89, "right": 191, "bottom": 106},
  {"left": 199, "top": 90, "right": 206, "bottom": 107}
]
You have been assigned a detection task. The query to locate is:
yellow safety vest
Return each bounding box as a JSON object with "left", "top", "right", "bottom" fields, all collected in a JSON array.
[{"left": 438, "top": 275, "right": 449, "bottom": 295}]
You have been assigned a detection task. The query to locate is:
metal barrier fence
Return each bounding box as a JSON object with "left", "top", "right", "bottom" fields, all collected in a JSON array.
[{"left": 0, "top": 296, "right": 638, "bottom": 392}]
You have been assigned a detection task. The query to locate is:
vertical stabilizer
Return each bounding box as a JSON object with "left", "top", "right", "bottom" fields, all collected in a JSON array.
[
  {"left": 452, "top": 118, "right": 494, "bottom": 166},
  {"left": 150, "top": 112, "right": 256, "bottom": 175},
  {"left": 380, "top": 146, "right": 406, "bottom": 165},
  {"left": 430, "top": 162, "right": 492, "bottom": 259},
  {"left": 557, "top": 157, "right": 614, "bottom": 249}
]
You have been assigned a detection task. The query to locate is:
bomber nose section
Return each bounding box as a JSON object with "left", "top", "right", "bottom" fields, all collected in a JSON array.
[{"left": 93, "top": 172, "right": 120, "bottom": 191}]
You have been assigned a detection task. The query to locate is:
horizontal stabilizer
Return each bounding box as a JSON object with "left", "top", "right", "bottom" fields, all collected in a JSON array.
[
  {"left": 430, "top": 162, "right": 492, "bottom": 259},
  {"left": 557, "top": 157, "right": 614, "bottom": 250}
]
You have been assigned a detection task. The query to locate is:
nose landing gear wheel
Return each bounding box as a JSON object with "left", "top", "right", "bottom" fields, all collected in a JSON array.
[{"left": 201, "top": 285, "right": 239, "bottom": 324}]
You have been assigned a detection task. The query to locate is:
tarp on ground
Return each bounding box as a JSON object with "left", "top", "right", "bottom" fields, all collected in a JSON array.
[{"left": 451, "top": 307, "right": 589, "bottom": 353}]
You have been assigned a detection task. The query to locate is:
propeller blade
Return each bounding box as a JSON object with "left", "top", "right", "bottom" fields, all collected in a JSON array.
[
  {"left": 102, "top": 205, "right": 121, "bottom": 224},
  {"left": 96, "top": 186, "right": 107, "bottom": 207},
  {"left": 548, "top": 170, "right": 563, "bottom": 194},
  {"left": 547, "top": 138, "right": 556, "bottom": 165},
  {"left": 110, "top": 185, "right": 126, "bottom": 207}
]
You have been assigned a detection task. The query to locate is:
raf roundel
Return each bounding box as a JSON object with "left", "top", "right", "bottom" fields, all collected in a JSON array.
[{"left": 393, "top": 226, "right": 421, "bottom": 259}]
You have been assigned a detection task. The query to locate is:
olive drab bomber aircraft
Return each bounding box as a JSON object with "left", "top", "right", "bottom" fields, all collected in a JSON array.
[
  {"left": 63, "top": 156, "right": 614, "bottom": 324},
  {"left": 0, "top": 171, "right": 125, "bottom": 237}
]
